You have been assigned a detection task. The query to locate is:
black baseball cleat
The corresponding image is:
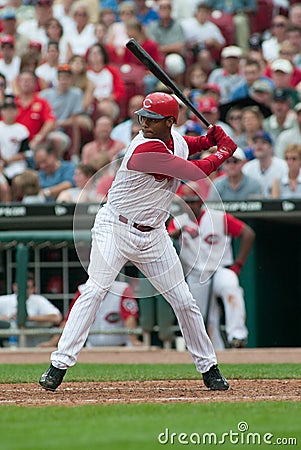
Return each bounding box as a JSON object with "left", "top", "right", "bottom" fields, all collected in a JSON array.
[
  {"left": 39, "top": 364, "right": 66, "bottom": 391},
  {"left": 202, "top": 365, "right": 229, "bottom": 391}
]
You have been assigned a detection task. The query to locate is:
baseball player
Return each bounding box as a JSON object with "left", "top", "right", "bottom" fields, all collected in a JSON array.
[
  {"left": 168, "top": 182, "right": 255, "bottom": 350},
  {"left": 39, "top": 280, "right": 141, "bottom": 348},
  {"left": 39, "top": 92, "right": 237, "bottom": 392}
]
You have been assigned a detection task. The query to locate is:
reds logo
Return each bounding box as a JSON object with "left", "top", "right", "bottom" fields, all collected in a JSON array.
[
  {"left": 204, "top": 234, "right": 220, "bottom": 245},
  {"left": 143, "top": 98, "right": 152, "bottom": 108},
  {"left": 105, "top": 312, "right": 121, "bottom": 323}
]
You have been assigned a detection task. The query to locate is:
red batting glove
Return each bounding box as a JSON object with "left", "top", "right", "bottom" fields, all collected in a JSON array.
[
  {"left": 228, "top": 260, "right": 244, "bottom": 276},
  {"left": 200, "top": 125, "right": 217, "bottom": 149},
  {"left": 216, "top": 136, "right": 237, "bottom": 158},
  {"left": 228, "top": 264, "right": 241, "bottom": 276}
]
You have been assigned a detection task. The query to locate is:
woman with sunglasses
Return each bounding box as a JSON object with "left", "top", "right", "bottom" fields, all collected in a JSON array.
[{"left": 271, "top": 143, "right": 301, "bottom": 198}]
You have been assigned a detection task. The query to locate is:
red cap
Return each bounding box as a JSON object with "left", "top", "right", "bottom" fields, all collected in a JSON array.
[
  {"left": 29, "top": 41, "right": 42, "bottom": 51},
  {"left": 203, "top": 83, "right": 221, "bottom": 95},
  {"left": 198, "top": 96, "right": 218, "bottom": 113},
  {"left": 0, "top": 35, "right": 15, "bottom": 46}
]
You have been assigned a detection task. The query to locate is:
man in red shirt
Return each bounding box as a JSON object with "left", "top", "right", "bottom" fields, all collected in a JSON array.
[{"left": 15, "top": 70, "right": 56, "bottom": 149}]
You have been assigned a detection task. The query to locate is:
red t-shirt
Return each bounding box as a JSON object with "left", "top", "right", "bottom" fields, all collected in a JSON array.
[{"left": 15, "top": 94, "right": 56, "bottom": 140}]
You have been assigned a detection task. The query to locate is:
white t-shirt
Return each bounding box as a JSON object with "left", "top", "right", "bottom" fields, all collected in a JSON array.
[
  {"left": 35, "top": 63, "right": 58, "bottom": 87},
  {"left": 180, "top": 18, "right": 225, "bottom": 47},
  {"left": 0, "top": 56, "right": 21, "bottom": 94},
  {"left": 242, "top": 157, "right": 288, "bottom": 197},
  {"left": 0, "top": 121, "right": 29, "bottom": 179}
]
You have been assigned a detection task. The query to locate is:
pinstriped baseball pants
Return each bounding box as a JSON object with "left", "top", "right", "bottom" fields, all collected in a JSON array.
[{"left": 51, "top": 206, "right": 217, "bottom": 373}]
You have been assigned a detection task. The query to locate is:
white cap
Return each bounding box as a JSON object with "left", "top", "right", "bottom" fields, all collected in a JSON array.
[
  {"left": 232, "top": 147, "right": 246, "bottom": 161},
  {"left": 271, "top": 59, "right": 293, "bottom": 74},
  {"left": 165, "top": 53, "right": 186, "bottom": 76},
  {"left": 221, "top": 45, "right": 243, "bottom": 59}
]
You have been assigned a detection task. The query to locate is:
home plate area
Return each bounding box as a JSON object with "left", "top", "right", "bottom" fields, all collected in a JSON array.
[{"left": 0, "top": 379, "right": 300, "bottom": 406}]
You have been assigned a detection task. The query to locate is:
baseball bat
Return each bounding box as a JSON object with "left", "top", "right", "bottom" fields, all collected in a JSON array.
[{"left": 125, "top": 38, "right": 211, "bottom": 128}]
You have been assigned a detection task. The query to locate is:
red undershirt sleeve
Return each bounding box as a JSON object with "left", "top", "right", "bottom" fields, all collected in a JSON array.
[{"left": 127, "top": 141, "right": 229, "bottom": 181}]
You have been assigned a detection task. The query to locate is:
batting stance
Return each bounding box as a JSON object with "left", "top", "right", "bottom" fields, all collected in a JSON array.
[{"left": 39, "top": 92, "right": 237, "bottom": 391}]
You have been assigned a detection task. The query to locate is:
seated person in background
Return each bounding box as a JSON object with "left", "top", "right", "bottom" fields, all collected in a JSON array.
[
  {"left": 0, "top": 274, "right": 62, "bottom": 347},
  {"left": 39, "top": 63, "right": 93, "bottom": 159},
  {"left": 242, "top": 131, "right": 288, "bottom": 198},
  {"left": 0, "top": 95, "right": 30, "bottom": 183},
  {"left": 111, "top": 94, "right": 144, "bottom": 147},
  {"left": 34, "top": 142, "right": 76, "bottom": 201},
  {"left": 0, "top": 172, "right": 11, "bottom": 203},
  {"left": 39, "top": 280, "right": 142, "bottom": 347},
  {"left": 81, "top": 115, "right": 125, "bottom": 165},
  {"left": 56, "top": 163, "right": 98, "bottom": 203},
  {"left": 11, "top": 169, "right": 46, "bottom": 203},
  {"left": 168, "top": 182, "right": 254, "bottom": 349},
  {"left": 271, "top": 144, "right": 301, "bottom": 199},
  {"left": 263, "top": 88, "right": 297, "bottom": 142},
  {"left": 15, "top": 70, "right": 56, "bottom": 150},
  {"left": 208, "top": 147, "right": 263, "bottom": 201}
]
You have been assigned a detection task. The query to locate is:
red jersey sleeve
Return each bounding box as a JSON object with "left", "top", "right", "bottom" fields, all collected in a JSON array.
[
  {"left": 224, "top": 213, "right": 244, "bottom": 238},
  {"left": 120, "top": 286, "right": 139, "bottom": 321}
]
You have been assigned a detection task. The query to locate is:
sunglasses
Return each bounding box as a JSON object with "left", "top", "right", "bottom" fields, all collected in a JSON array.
[
  {"left": 285, "top": 156, "right": 299, "bottom": 161},
  {"left": 225, "top": 159, "right": 240, "bottom": 164},
  {"left": 229, "top": 115, "right": 241, "bottom": 120},
  {"left": 272, "top": 22, "right": 286, "bottom": 27}
]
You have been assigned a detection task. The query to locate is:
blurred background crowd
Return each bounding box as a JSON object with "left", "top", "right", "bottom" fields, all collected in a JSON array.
[{"left": 0, "top": 0, "right": 301, "bottom": 203}]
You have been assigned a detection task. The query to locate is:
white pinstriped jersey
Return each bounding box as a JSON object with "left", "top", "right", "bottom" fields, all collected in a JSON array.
[{"left": 108, "top": 129, "right": 189, "bottom": 228}]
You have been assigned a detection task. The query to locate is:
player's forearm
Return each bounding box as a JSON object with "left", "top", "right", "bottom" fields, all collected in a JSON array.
[
  {"left": 27, "top": 313, "right": 62, "bottom": 325},
  {"left": 128, "top": 150, "right": 231, "bottom": 181},
  {"left": 235, "top": 225, "right": 256, "bottom": 264}
]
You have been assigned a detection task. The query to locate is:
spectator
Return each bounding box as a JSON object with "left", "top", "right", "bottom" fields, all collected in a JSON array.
[
  {"left": 261, "top": 15, "right": 288, "bottom": 63},
  {"left": 0, "top": 94, "right": 29, "bottom": 182},
  {"left": 14, "top": 71, "right": 56, "bottom": 149},
  {"left": 106, "top": 1, "right": 136, "bottom": 59},
  {"left": 289, "top": 3, "right": 301, "bottom": 29},
  {"left": 123, "top": 18, "right": 162, "bottom": 95},
  {"left": 195, "top": 48, "right": 216, "bottom": 77},
  {"left": 275, "top": 102, "right": 301, "bottom": 159},
  {"left": 64, "top": 1, "right": 96, "bottom": 61},
  {"left": 39, "top": 63, "right": 91, "bottom": 158},
  {"left": 86, "top": 43, "right": 126, "bottom": 107},
  {"left": 242, "top": 130, "right": 287, "bottom": 197},
  {"left": 134, "top": 0, "right": 159, "bottom": 26},
  {"left": 287, "top": 25, "right": 301, "bottom": 69},
  {"left": 267, "top": 58, "right": 300, "bottom": 106},
  {"left": 207, "top": 45, "right": 245, "bottom": 105},
  {"left": 235, "top": 105, "right": 264, "bottom": 159},
  {"left": 11, "top": 51, "right": 49, "bottom": 96},
  {"left": 196, "top": 96, "right": 234, "bottom": 137},
  {"left": 208, "top": 146, "right": 263, "bottom": 200},
  {"left": 265, "top": 42, "right": 301, "bottom": 89},
  {"left": 52, "top": 0, "right": 76, "bottom": 32},
  {"left": 0, "top": 35, "right": 21, "bottom": 94},
  {"left": 17, "top": 0, "right": 54, "bottom": 51},
  {"left": 0, "top": 7, "right": 29, "bottom": 56},
  {"left": 181, "top": 2, "right": 225, "bottom": 58},
  {"left": 147, "top": 0, "right": 185, "bottom": 59},
  {"left": 39, "top": 280, "right": 141, "bottom": 347},
  {"left": 168, "top": 181, "right": 254, "bottom": 349},
  {"left": 56, "top": 162, "right": 98, "bottom": 203},
  {"left": 225, "top": 106, "right": 243, "bottom": 142},
  {"left": 183, "top": 62, "right": 208, "bottom": 107},
  {"left": 230, "top": 60, "right": 271, "bottom": 102},
  {"left": 93, "top": 21, "right": 119, "bottom": 64},
  {"left": 271, "top": 143, "right": 301, "bottom": 198},
  {"left": 44, "top": 17, "right": 67, "bottom": 64},
  {"left": 206, "top": 0, "right": 256, "bottom": 53},
  {"left": 172, "top": 97, "right": 190, "bottom": 135},
  {"left": 0, "top": 274, "right": 62, "bottom": 347},
  {"left": 111, "top": 94, "right": 143, "bottom": 147},
  {"left": 34, "top": 142, "right": 76, "bottom": 201},
  {"left": 11, "top": 168, "right": 46, "bottom": 203},
  {"left": 249, "top": 79, "right": 274, "bottom": 110},
  {"left": 263, "top": 88, "right": 297, "bottom": 141},
  {"left": 81, "top": 115, "right": 125, "bottom": 165},
  {"left": 36, "top": 41, "right": 59, "bottom": 88}
]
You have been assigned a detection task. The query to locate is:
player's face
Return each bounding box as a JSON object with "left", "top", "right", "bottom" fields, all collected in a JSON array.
[{"left": 138, "top": 116, "right": 174, "bottom": 141}]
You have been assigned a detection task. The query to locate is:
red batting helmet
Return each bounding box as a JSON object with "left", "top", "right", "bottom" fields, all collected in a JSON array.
[{"left": 135, "top": 92, "right": 179, "bottom": 122}]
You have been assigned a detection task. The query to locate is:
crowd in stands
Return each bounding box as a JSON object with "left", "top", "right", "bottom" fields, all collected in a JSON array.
[{"left": 0, "top": 0, "right": 301, "bottom": 202}]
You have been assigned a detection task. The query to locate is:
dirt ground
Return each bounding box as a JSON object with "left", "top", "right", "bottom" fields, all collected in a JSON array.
[{"left": 0, "top": 347, "right": 300, "bottom": 406}]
